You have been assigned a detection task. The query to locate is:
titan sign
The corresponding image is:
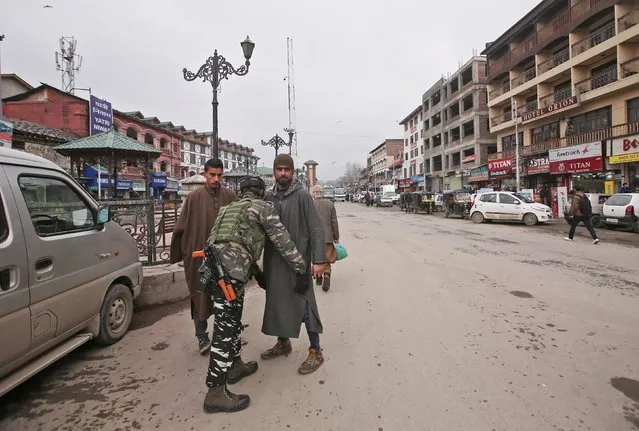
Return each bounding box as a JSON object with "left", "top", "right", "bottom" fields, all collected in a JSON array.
[
  {"left": 521, "top": 96, "right": 578, "bottom": 124},
  {"left": 488, "top": 157, "right": 513, "bottom": 179},
  {"left": 548, "top": 142, "right": 603, "bottom": 174}
]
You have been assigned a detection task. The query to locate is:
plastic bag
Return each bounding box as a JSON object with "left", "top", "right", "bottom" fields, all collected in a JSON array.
[{"left": 335, "top": 243, "right": 348, "bottom": 261}]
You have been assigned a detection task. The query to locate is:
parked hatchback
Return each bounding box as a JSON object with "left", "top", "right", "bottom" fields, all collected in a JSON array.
[
  {"left": 602, "top": 193, "right": 639, "bottom": 233},
  {"left": 0, "top": 147, "right": 142, "bottom": 397},
  {"left": 471, "top": 191, "right": 553, "bottom": 226}
]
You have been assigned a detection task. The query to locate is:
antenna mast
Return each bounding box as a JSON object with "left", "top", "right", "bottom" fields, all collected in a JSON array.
[
  {"left": 285, "top": 37, "right": 298, "bottom": 156},
  {"left": 55, "top": 36, "right": 82, "bottom": 94}
]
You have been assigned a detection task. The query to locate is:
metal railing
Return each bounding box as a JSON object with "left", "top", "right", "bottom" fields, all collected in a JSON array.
[
  {"left": 488, "top": 122, "right": 639, "bottom": 160},
  {"left": 621, "top": 57, "right": 639, "bottom": 78},
  {"left": 511, "top": 66, "right": 537, "bottom": 88},
  {"left": 618, "top": 9, "right": 639, "bottom": 31},
  {"left": 105, "top": 199, "right": 182, "bottom": 266},
  {"left": 491, "top": 110, "right": 513, "bottom": 127},
  {"left": 571, "top": 21, "right": 616, "bottom": 56},
  {"left": 537, "top": 47, "right": 570, "bottom": 75},
  {"left": 575, "top": 66, "right": 618, "bottom": 94},
  {"left": 517, "top": 100, "right": 538, "bottom": 116},
  {"left": 539, "top": 87, "right": 572, "bottom": 107},
  {"left": 489, "top": 81, "right": 511, "bottom": 99}
]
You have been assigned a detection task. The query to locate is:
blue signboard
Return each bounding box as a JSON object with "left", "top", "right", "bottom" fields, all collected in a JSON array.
[
  {"left": 116, "top": 180, "right": 133, "bottom": 190},
  {"left": 151, "top": 172, "right": 168, "bottom": 188},
  {"left": 411, "top": 174, "right": 424, "bottom": 183},
  {"left": 89, "top": 95, "right": 113, "bottom": 135}
]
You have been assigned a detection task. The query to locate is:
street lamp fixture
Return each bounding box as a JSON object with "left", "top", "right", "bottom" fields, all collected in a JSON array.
[
  {"left": 261, "top": 134, "right": 290, "bottom": 156},
  {"left": 182, "top": 36, "right": 255, "bottom": 160}
]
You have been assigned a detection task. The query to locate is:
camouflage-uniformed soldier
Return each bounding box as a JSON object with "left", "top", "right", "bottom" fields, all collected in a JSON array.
[{"left": 198, "top": 175, "right": 307, "bottom": 414}]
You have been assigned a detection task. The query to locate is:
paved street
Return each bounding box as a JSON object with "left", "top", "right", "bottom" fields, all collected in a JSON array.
[{"left": 1, "top": 202, "right": 639, "bottom": 431}]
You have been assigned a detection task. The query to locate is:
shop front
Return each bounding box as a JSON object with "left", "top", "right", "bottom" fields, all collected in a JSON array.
[
  {"left": 488, "top": 157, "right": 515, "bottom": 190},
  {"left": 411, "top": 174, "right": 424, "bottom": 191},
  {"left": 549, "top": 141, "right": 605, "bottom": 192},
  {"left": 467, "top": 164, "right": 489, "bottom": 190},
  {"left": 164, "top": 177, "right": 179, "bottom": 200},
  {"left": 608, "top": 133, "right": 639, "bottom": 192},
  {"left": 397, "top": 178, "right": 413, "bottom": 193}
]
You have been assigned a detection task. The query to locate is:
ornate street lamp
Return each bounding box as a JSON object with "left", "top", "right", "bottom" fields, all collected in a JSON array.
[
  {"left": 261, "top": 133, "right": 290, "bottom": 156},
  {"left": 183, "top": 36, "right": 255, "bottom": 159}
]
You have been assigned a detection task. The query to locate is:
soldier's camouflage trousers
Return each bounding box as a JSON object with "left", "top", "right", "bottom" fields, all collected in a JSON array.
[{"left": 206, "top": 278, "right": 245, "bottom": 387}]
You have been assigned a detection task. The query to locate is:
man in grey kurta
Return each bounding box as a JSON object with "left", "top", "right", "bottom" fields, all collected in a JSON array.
[{"left": 261, "top": 154, "right": 327, "bottom": 375}]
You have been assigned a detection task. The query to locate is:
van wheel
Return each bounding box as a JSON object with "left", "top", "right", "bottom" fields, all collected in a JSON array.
[
  {"left": 523, "top": 213, "right": 538, "bottom": 226},
  {"left": 471, "top": 212, "right": 484, "bottom": 224},
  {"left": 96, "top": 283, "right": 133, "bottom": 346},
  {"left": 633, "top": 222, "right": 639, "bottom": 234}
]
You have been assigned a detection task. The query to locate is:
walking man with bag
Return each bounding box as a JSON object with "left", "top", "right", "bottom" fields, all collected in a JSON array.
[
  {"left": 564, "top": 185, "right": 600, "bottom": 244},
  {"left": 198, "top": 175, "right": 308, "bottom": 413},
  {"left": 311, "top": 184, "right": 340, "bottom": 292}
]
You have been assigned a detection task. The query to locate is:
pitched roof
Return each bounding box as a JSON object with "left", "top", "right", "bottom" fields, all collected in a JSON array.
[
  {"left": 256, "top": 166, "right": 273, "bottom": 176},
  {"left": 1, "top": 74, "right": 33, "bottom": 91},
  {"left": 2, "top": 83, "right": 87, "bottom": 103},
  {"left": 5, "top": 117, "right": 75, "bottom": 143},
  {"left": 54, "top": 130, "right": 161, "bottom": 155}
]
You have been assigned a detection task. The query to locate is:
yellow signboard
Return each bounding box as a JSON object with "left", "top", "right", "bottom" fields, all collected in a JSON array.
[
  {"left": 604, "top": 180, "right": 615, "bottom": 195},
  {"left": 609, "top": 153, "right": 639, "bottom": 164}
]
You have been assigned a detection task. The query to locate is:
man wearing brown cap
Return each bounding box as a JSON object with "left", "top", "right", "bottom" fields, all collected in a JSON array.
[{"left": 260, "top": 154, "right": 327, "bottom": 374}]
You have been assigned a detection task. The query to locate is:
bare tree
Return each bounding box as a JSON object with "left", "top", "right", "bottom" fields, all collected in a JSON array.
[{"left": 343, "top": 162, "right": 363, "bottom": 188}]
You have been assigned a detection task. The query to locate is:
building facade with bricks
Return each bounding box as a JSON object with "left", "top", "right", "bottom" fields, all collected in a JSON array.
[
  {"left": 484, "top": 0, "right": 639, "bottom": 193},
  {"left": 368, "top": 139, "right": 404, "bottom": 189}
]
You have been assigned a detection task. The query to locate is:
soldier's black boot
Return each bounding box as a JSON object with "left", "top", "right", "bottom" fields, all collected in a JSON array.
[
  {"left": 322, "top": 274, "right": 331, "bottom": 292},
  {"left": 227, "top": 357, "right": 258, "bottom": 384},
  {"left": 203, "top": 384, "right": 250, "bottom": 413}
]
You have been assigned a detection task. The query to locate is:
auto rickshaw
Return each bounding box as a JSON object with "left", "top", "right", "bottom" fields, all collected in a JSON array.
[
  {"left": 405, "top": 192, "right": 421, "bottom": 214},
  {"left": 419, "top": 192, "right": 437, "bottom": 214},
  {"left": 443, "top": 190, "right": 473, "bottom": 219}
]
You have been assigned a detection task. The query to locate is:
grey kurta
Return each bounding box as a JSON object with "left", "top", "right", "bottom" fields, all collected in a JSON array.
[{"left": 262, "top": 180, "right": 326, "bottom": 338}]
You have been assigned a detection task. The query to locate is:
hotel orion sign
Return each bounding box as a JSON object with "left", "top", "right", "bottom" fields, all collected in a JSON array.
[{"left": 521, "top": 96, "right": 579, "bottom": 124}]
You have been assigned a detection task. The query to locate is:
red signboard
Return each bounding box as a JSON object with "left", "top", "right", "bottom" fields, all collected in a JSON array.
[
  {"left": 462, "top": 154, "right": 476, "bottom": 163},
  {"left": 526, "top": 156, "right": 550, "bottom": 175},
  {"left": 397, "top": 178, "right": 412, "bottom": 188},
  {"left": 550, "top": 157, "right": 603, "bottom": 174},
  {"left": 488, "top": 157, "right": 513, "bottom": 179}
]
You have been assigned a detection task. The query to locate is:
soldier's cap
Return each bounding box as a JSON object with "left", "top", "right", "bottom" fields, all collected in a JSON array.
[
  {"left": 273, "top": 154, "right": 294, "bottom": 170},
  {"left": 240, "top": 175, "right": 266, "bottom": 191}
]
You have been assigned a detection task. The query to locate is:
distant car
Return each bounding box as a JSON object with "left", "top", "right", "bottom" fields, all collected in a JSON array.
[
  {"left": 564, "top": 193, "right": 610, "bottom": 227},
  {"left": 471, "top": 191, "right": 553, "bottom": 226},
  {"left": 334, "top": 188, "right": 346, "bottom": 202},
  {"left": 377, "top": 193, "right": 394, "bottom": 207},
  {"left": 602, "top": 193, "right": 639, "bottom": 232}
]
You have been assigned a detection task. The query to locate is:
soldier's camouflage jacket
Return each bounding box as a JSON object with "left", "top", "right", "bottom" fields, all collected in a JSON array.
[{"left": 197, "top": 191, "right": 307, "bottom": 287}]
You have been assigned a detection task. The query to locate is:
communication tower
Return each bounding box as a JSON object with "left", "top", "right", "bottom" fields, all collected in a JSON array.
[{"left": 55, "top": 37, "right": 82, "bottom": 94}]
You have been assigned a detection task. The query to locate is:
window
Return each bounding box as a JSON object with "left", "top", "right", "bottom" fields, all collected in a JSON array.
[
  {"left": 499, "top": 193, "right": 519, "bottom": 205},
  {"left": 190, "top": 142, "right": 196, "bottom": 152},
  {"left": 502, "top": 132, "right": 523, "bottom": 151},
  {"left": 201, "top": 156, "right": 206, "bottom": 166},
  {"left": 480, "top": 193, "right": 497, "bottom": 203},
  {"left": 0, "top": 194, "right": 8, "bottom": 243},
  {"left": 405, "top": 153, "right": 408, "bottom": 161},
  {"left": 404, "top": 168, "right": 407, "bottom": 178},
  {"left": 190, "top": 154, "right": 196, "bottom": 164},
  {"left": 224, "top": 160, "right": 229, "bottom": 169},
  {"left": 628, "top": 97, "right": 639, "bottom": 124},
  {"left": 568, "top": 107, "right": 611, "bottom": 135},
  {"left": 18, "top": 176, "right": 96, "bottom": 236},
  {"left": 200, "top": 146, "right": 206, "bottom": 154},
  {"left": 160, "top": 161, "right": 167, "bottom": 172},
  {"left": 532, "top": 122, "right": 560, "bottom": 143}
]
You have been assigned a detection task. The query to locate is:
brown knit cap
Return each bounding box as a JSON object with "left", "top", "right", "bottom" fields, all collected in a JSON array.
[{"left": 273, "top": 154, "right": 294, "bottom": 170}]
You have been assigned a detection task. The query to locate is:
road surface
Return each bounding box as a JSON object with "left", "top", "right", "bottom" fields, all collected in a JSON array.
[{"left": 1, "top": 202, "right": 639, "bottom": 431}]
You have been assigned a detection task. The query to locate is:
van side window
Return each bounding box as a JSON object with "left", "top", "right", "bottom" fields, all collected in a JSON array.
[
  {"left": 18, "top": 176, "right": 96, "bottom": 236},
  {"left": 0, "top": 193, "right": 8, "bottom": 243}
]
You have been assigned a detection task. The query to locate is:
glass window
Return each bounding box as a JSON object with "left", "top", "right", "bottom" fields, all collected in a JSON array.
[
  {"left": 480, "top": 193, "right": 497, "bottom": 203},
  {"left": 0, "top": 193, "right": 8, "bottom": 243},
  {"left": 18, "top": 176, "right": 96, "bottom": 236},
  {"left": 531, "top": 122, "right": 560, "bottom": 144},
  {"left": 628, "top": 97, "right": 639, "bottom": 124},
  {"left": 499, "top": 193, "right": 519, "bottom": 204},
  {"left": 568, "top": 106, "right": 611, "bottom": 135}
]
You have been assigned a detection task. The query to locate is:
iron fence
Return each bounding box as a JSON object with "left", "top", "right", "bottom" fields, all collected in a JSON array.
[{"left": 102, "top": 199, "right": 182, "bottom": 266}]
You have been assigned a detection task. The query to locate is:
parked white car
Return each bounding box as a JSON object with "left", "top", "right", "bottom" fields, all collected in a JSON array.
[
  {"left": 377, "top": 193, "right": 394, "bottom": 207},
  {"left": 471, "top": 191, "right": 553, "bottom": 226},
  {"left": 602, "top": 193, "right": 639, "bottom": 233}
]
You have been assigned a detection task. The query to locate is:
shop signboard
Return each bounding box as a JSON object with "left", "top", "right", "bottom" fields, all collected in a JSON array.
[
  {"left": 526, "top": 155, "right": 550, "bottom": 174},
  {"left": 116, "top": 180, "right": 133, "bottom": 190},
  {"left": 0, "top": 119, "right": 13, "bottom": 148},
  {"left": 397, "top": 178, "right": 412, "bottom": 188},
  {"left": 89, "top": 95, "right": 113, "bottom": 136},
  {"left": 488, "top": 157, "right": 513, "bottom": 179},
  {"left": 610, "top": 134, "right": 639, "bottom": 164},
  {"left": 462, "top": 154, "right": 476, "bottom": 164},
  {"left": 549, "top": 142, "right": 602, "bottom": 174},
  {"left": 468, "top": 164, "right": 489, "bottom": 182},
  {"left": 411, "top": 174, "right": 423, "bottom": 183}
]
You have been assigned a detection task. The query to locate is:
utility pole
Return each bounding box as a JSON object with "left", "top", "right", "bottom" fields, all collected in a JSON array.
[
  {"left": 285, "top": 37, "right": 298, "bottom": 156},
  {"left": 513, "top": 101, "right": 521, "bottom": 193},
  {"left": 0, "top": 34, "right": 5, "bottom": 118}
]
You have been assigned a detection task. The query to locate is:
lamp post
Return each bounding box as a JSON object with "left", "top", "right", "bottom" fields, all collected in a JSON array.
[
  {"left": 284, "top": 127, "right": 294, "bottom": 155},
  {"left": 183, "top": 36, "right": 255, "bottom": 159},
  {"left": 261, "top": 134, "right": 290, "bottom": 156}
]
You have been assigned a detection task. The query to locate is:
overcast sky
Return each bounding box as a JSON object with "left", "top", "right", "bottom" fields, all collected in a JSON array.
[{"left": 2, "top": 0, "right": 540, "bottom": 180}]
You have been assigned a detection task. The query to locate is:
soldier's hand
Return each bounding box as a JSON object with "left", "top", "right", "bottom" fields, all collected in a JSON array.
[
  {"left": 312, "top": 264, "right": 324, "bottom": 279},
  {"left": 294, "top": 273, "right": 310, "bottom": 295}
]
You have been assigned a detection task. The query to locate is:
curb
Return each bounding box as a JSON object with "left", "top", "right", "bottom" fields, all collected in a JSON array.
[{"left": 137, "top": 263, "right": 189, "bottom": 309}]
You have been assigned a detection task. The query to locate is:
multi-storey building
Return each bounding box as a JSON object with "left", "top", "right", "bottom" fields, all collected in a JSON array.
[
  {"left": 368, "top": 139, "right": 403, "bottom": 188},
  {"left": 178, "top": 128, "right": 211, "bottom": 177},
  {"left": 399, "top": 105, "right": 424, "bottom": 183},
  {"left": 484, "top": 0, "right": 639, "bottom": 193},
  {"left": 421, "top": 57, "right": 496, "bottom": 192}
]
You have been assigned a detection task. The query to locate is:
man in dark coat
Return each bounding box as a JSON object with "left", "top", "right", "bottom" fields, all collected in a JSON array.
[
  {"left": 171, "top": 158, "right": 236, "bottom": 354},
  {"left": 261, "top": 154, "right": 327, "bottom": 375},
  {"left": 311, "top": 184, "right": 340, "bottom": 292}
]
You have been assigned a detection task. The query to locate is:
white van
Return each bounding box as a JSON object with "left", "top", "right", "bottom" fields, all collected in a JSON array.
[{"left": 0, "top": 147, "right": 142, "bottom": 396}]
